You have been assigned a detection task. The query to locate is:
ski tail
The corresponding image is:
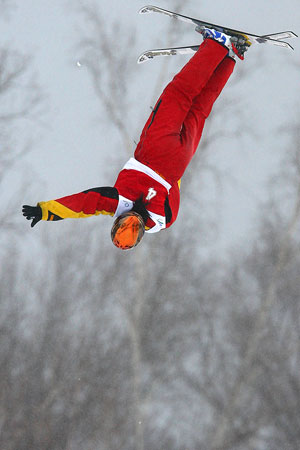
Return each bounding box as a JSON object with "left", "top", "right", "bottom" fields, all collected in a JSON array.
[{"left": 138, "top": 46, "right": 199, "bottom": 64}]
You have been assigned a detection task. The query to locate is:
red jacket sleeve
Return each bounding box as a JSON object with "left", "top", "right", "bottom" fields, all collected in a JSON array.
[{"left": 38, "top": 187, "right": 118, "bottom": 221}]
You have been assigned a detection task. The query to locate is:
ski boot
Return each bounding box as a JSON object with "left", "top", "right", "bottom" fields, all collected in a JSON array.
[
  {"left": 196, "top": 26, "right": 251, "bottom": 60},
  {"left": 229, "top": 34, "right": 252, "bottom": 60},
  {"left": 198, "top": 27, "right": 232, "bottom": 48}
]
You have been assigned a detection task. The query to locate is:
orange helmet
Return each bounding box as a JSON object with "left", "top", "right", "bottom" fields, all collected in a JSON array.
[{"left": 111, "top": 212, "right": 145, "bottom": 250}]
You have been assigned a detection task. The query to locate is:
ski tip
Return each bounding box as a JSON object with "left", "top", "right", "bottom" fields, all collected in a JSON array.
[
  {"left": 261, "top": 31, "right": 298, "bottom": 41},
  {"left": 285, "top": 31, "right": 298, "bottom": 38},
  {"left": 137, "top": 52, "right": 151, "bottom": 64},
  {"left": 279, "top": 41, "right": 295, "bottom": 50},
  {"left": 139, "top": 5, "right": 155, "bottom": 14},
  {"left": 280, "top": 40, "right": 295, "bottom": 50},
  {"left": 284, "top": 31, "right": 298, "bottom": 38}
]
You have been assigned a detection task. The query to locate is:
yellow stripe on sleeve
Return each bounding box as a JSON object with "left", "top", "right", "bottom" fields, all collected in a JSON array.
[{"left": 38, "top": 200, "right": 114, "bottom": 220}]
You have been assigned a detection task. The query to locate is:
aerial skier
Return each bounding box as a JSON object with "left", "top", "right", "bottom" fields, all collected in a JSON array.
[{"left": 22, "top": 28, "right": 250, "bottom": 250}]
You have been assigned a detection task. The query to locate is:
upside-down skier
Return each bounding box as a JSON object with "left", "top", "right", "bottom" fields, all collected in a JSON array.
[{"left": 22, "top": 28, "right": 250, "bottom": 250}]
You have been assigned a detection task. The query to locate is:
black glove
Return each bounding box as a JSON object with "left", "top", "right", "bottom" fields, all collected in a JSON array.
[{"left": 22, "top": 205, "right": 42, "bottom": 228}]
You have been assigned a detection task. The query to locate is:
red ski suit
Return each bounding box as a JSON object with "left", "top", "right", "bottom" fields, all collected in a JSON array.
[{"left": 39, "top": 39, "right": 235, "bottom": 232}]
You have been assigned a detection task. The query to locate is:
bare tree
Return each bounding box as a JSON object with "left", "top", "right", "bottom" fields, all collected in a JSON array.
[
  {"left": 0, "top": 46, "right": 43, "bottom": 231},
  {"left": 2, "top": 2, "right": 299, "bottom": 450},
  {"left": 75, "top": 3, "right": 197, "bottom": 450},
  {"left": 2, "top": 124, "right": 299, "bottom": 450},
  {"left": 207, "top": 130, "right": 300, "bottom": 450}
]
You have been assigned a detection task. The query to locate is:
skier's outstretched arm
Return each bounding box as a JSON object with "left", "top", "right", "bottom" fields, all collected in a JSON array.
[{"left": 22, "top": 186, "right": 119, "bottom": 228}]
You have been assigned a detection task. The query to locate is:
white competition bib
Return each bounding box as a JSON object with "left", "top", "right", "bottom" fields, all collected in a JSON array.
[
  {"left": 146, "top": 211, "right": 166, "bottom": 233},
  {"left": 113, "top": 195, "right": 134, "bottom": 218}
]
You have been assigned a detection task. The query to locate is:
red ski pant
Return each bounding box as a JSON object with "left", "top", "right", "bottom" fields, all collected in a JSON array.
[{"left": 134, "top": 38, "right": 235, "bottom": 185}]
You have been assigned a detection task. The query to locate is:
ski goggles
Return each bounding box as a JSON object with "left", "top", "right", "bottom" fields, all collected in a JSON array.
[{"left": 111, "top": 212, "right": 145, "bottom": 250}]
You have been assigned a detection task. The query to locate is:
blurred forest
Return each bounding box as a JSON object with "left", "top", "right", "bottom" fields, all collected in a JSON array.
[{"left": 1, "top": 1, "right": 300, "bottom": 449}]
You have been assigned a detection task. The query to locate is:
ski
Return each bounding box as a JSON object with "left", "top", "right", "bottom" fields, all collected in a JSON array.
[
  {"left": 138, "top": 5, "right": 297, "bottom": 63},
  {"left": 137, "top": 36, "right": 293, "bottom": 63}
]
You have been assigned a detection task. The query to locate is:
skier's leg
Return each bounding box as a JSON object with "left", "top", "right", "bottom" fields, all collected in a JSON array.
[
  {"left": 181, "top": 56, "right": 235, "bottom": 154},
  {"left": 142, "top": 56, "right": 235, "bottom": 185},
  {"left": 135, "top": 39, "right": 228, "bottom": 147}
]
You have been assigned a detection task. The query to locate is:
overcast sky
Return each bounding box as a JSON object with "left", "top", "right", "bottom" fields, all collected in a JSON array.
[{"left": 2, "top": 0, "right": 300, "bottom": 249}]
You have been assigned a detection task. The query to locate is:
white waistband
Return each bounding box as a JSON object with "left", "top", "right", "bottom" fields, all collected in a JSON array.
[{"left": 122, "top": 157, "right": 172, "bottom": 193}]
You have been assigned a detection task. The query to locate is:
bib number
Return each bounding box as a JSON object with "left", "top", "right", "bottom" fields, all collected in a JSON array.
[{"left": 146, "top": 187, "right": 157, "bottom": 201}]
